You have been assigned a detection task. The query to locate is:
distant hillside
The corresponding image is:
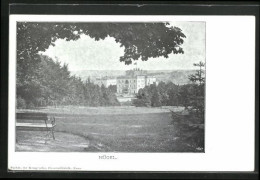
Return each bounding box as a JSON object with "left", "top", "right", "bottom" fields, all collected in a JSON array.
[
  {"left": 147, "top": 70, "right": 197, "bottom": 85},
  {"left": 71, "top": 70, "right": 199, "bottom": 85},
  {"left": 71, "top": 70, "right": 125, "bottom": 82}
]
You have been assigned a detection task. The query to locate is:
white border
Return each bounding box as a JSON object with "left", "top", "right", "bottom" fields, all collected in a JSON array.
[{"left": 9, "top": 15, "right": 255, "bottom": 171}]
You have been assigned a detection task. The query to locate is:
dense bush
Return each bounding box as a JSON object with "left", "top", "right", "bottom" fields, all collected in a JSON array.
[
  {"left": 135, "top": 82, "right": 204, "bottom": 108},
  {"left": 132, "top": 99, "right": 150, "bottom": 107},
  {"left": 120, "top": 100, "right": 133, "bottom": 106},
  {"left": 134, "top": 61, "right": 205, "bottom": 119}
]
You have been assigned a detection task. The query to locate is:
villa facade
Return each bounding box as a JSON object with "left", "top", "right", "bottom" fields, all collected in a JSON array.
[{"left": 116, "top": 75, "right": 156, "bottom": 94}]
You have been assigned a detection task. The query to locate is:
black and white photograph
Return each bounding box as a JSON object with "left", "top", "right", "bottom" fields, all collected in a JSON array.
[{"left": 15, "top": 21, "right": 205, "bottom": 153}]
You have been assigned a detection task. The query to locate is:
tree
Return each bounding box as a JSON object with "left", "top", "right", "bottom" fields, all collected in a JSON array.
[
  {"left": 188, "top": 61, "right": 205, "bottom": 86},
  {"left": 149, "top": 84, "right": 161, "bottom": 107},
  {"left": 16, "top": 53, "right": 122, "bottom": 108},
  {"left": 151, "top": 91, "right": 162, "bottom": 107},
  {"left": 157, "top": 81, "right": 169, "bottom": 106},
  {"left": 133, "top": 88, "right": 151, "bottom": 107},
  {"left": 188, "top": 61, "right": 205, "bottom": 119},
  {"left": 178, "top": 85, "right": 190, "bottom": 108},
  {"left": 17, "top": 22, "right": 186, "bottom": 65},
  {"left": 108, "top": 85, "right": 117, "bottom": 93},
  {"left": 165, "top": 82, "right": 179, "bottom": 106}
]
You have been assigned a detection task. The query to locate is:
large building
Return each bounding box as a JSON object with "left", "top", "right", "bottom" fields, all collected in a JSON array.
[
  {"left": 117, "top": 69, "right": 156, "bottom": 94},
  {"left": 94, "top": 69, "right": 157, "bottom": 94}
]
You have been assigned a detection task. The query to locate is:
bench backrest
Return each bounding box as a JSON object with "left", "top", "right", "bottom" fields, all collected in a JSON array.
[{"left": 16, "top": 112, "right": 48, "bottom": 121}]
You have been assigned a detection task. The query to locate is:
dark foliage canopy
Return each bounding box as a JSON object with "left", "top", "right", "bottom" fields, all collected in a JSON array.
[{"left": 17, "top": 22, "right": 186, "bottom": 65}]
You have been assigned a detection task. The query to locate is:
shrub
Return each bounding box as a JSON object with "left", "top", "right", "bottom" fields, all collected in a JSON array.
[
  {"left": 132, "top": 99, "right": 150, "bottom": 107},
  {"left": 120, "top": 100, "right": 132, "bottom": 106}
]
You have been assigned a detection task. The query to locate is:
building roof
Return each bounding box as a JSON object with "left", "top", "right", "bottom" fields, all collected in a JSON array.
[{"left": 117, "top": 75, "right": 156, "bottom": 79}]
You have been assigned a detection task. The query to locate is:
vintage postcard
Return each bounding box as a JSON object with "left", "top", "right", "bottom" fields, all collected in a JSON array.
[{"left": 8, "top": 15, "right": 255, "bottom": 171}]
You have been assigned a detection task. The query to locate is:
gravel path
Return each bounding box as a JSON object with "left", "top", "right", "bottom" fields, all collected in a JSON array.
[{"left": 16, "top": 131, "right": 90, "bottom": 152}]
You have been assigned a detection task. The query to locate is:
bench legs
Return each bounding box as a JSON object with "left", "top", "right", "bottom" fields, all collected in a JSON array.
[
  {"left": 46, "top": 128, "right": 55, "bottom": 140},
  {"left": 51, "top": 128, "right": 55, "bottom": 140},
  {"left": 44, "top": 127, "right": 55, "bottom": 140}
]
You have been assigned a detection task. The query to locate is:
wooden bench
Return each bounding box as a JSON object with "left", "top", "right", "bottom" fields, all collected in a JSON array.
[{"left": 16, "top": 112, "right": 56, "bottom": 140}]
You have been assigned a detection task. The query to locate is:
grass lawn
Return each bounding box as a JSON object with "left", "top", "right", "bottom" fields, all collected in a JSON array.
[{"left": 16, "top": 106, "right": 204, "bottom": 152}]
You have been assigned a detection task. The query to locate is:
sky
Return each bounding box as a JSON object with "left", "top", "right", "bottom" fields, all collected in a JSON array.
[{"left": 41, "top": 21, "right": 205, "bottom": 71}]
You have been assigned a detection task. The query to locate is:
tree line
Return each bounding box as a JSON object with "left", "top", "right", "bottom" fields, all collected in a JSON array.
[
  {"left": 16, "top": 55, "right": 120, "bottom": 109},
  {"left": 133, "top": 62, "right": 205, "bottom": 118}
]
